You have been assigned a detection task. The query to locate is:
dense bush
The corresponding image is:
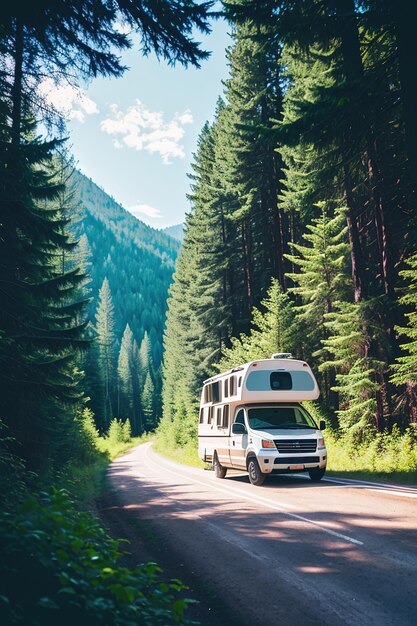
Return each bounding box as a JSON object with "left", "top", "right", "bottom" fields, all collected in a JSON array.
[
  {"left": 0, "top": 489, "right": 195, "bottom": 625},
  {"left": 326, "top": 425, "right": 417, "bottom": 476},
  {"left": 107, "top": 419, "right": 132, "bottom": 445}
]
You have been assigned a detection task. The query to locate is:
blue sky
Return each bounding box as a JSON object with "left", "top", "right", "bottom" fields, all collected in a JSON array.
[{"left": 44, "top": 17, "right": 231, "bottom": 229}]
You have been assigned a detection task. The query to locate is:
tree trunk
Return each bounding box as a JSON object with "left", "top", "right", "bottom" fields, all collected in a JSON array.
[
  {"left": 11, "top": 19, "right": 24, "bottom": 147},
  {"left": 394, "top": 0, "right": 417, "bottom": 210}
]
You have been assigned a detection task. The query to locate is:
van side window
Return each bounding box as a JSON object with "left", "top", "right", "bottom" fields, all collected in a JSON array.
[
  {"left": 222, "top": 405, "right": 229, "bottom": 428},
  {"left": 216, "top": 407, "right": 222, "bottom": 426},
  {"left": 204, "top": 384, "right": 212, "bottom": 403},
  {"left": 230, "top": 375, "right": 236, "bottom": 396},
  {"left": 224, "top": 378, "right": 229, "bottom": 398},
  {"left": 208, "top": 406, "right": 213, "bottom": 424},
  {"left": 212, "top": 381, "right": 221, "bottom": 403},
  {"left": 199, "top": 408, "right": 204, "bottom": 423},
  {"left": 234, "top": 408, "right": 245, "bottom": 425}
]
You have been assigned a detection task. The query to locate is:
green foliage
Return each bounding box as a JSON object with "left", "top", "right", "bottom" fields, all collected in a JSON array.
[
  {"left": 0, "top": 420, "right": 29, "bottom": 510},
  {"left": 391, "top": 252, "right": 417, "bottom": 393},
  {"left": 0, "top": 489, "right": 195, "bottom": 625},
  {"left": 0, "top": 116, "right": 90, "bottom": 470},
  {"left": 106, "top": 419, "right": 131, "bottom": 445},
  {"left": 216, "top": 279, "right": 298, "bottom": 370},
  {"left": 326, "top": 425, "right": 417, "bottom": 478},
  {"left": 320, "top": 300, "right": 385, "bottom": 433},
  {"left": 286, "top": 205, "right": 350, "bottom": 356}
]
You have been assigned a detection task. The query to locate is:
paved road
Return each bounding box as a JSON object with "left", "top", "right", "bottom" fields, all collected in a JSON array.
[{"left": 104, "top": 442, "right": 417, "bottom": 626}]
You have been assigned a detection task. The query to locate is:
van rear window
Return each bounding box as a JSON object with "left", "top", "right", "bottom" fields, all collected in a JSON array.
[{"left": 270, "top": 372, "right": 292, "bottom": 390}]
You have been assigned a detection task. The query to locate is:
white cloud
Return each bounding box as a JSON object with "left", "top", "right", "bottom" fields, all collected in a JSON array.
[
  {"left": 127, "top": 204, "right": 163, "bottom": 220},
  {"left": 38, "top": 77, "right": 99, "bottom": 122},
  {"left": 101, "top": 100, "right": 193, "bottom": 164}
]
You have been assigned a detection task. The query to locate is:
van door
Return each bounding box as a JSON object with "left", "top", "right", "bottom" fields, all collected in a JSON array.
[{"left": 230, "top": 408, "right": 248, "bottom": 469}]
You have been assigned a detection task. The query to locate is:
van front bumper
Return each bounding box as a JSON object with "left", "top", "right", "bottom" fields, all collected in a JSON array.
[{"left": 257, "top": 450, "right": 327, "bottom": 473}]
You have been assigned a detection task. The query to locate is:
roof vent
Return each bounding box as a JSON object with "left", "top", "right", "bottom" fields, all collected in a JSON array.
[{"left": 272, "top": 353, "right": 292, "bottom": 359}]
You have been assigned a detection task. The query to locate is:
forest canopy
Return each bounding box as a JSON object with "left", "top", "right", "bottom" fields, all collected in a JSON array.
[{"left": 161, "top": 0, "right": 417, "bottom": 450}]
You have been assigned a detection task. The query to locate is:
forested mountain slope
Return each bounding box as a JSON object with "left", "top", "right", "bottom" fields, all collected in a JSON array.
[
  {"left": 72, "top": 170, "right": 180, "bottom": 367},
  {"left": 162, "top": 223, "right": 184, "bottom": 242}
]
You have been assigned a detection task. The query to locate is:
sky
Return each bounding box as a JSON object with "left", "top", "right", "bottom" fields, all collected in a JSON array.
[{"left": 43, "top": 17, "right": 231, "bottom": 229}]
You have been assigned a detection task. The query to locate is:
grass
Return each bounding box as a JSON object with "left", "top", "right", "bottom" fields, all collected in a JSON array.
[
  {"left": 153, "top": 438, "right": 207, "bottom": 469},
  {"left": 97, "top": 434, "right": 152, "bottom": 460},
  {"left": 325, "top": 469, "right": 417, "bottom": 484},
  {"left": 62, "top": 433, "right": 152, "bottom": 510},
  {"left": 325, "top": 428, "right": 417, "bottom": 485}
]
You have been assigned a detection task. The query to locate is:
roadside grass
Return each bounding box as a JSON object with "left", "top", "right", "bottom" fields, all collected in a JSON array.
[
  {"left": 325, "top": 428, "right": 417, "bottom": 485},
  {"left": 325, "top": 469, "right": 417, "bottom": 484},
  {"left": 97, "top": 433, "right": 152, "bottom": 461},
  {"left": 153, "top": 438, "right": 207, "bottom": 469}
]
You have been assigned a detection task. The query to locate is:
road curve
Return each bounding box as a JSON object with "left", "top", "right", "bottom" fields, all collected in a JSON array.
[{"left": 103, "top": 442, "right": 417, "bottom": 626}]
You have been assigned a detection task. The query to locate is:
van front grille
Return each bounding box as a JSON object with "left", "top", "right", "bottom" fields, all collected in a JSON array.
[{"left": 274, "top": 439, "right": 317, "bottom": 453}]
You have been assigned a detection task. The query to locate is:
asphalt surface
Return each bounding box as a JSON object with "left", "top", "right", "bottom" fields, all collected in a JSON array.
[{"left": 101, "top": 442, "right": 417, "bottom": 626}]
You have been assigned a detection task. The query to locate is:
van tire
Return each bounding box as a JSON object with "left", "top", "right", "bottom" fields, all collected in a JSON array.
[
  {"left": 213, "top": 453, "right": 227, "bottom": 479},
  {"left": 308, "top": 467, "right": 326, "bottom": 482},
  {"left": 247, "top": 457, "right": 265, "bottom": 486}
]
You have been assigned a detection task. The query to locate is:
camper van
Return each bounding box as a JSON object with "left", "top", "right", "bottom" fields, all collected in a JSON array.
[{"left": 198, "top": 354, "right": 327, "bottom": 486}]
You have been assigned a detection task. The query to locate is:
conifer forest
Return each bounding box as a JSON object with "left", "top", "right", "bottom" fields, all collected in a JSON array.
[{"left": 1, "top": 1, "right": 417, "bottom": 625}]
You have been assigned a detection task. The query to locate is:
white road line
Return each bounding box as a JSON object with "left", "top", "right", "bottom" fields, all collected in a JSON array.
[
  {"left": 367, "top": 488, "right": 417, "bottom": 499},
  {"left": 141, "top": 444, "right": 364, "bottom": 547},
  {"left": 322, "top": 476, "right": 417, "bottom": 498}
]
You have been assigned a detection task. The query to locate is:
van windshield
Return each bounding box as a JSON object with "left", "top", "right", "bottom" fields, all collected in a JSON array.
[{"left": 247, "top": 405, "right": 317, "bottom": 430}]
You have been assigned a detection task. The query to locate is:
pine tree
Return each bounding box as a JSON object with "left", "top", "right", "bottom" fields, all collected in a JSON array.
[
  {"left": 0, "top": 115, "right": 89, "bottom": 467},
  {"left": 390, "top": 252, "right": 417, "bottom": 419},
  {"left": 94, "top": 278, "right": 116, "bottom": 430},
  {"left": 285, "top": 204, "right": 350, "bottom": 405},
  {"left": 320, "top": 301, "right": 384, "bottom": 434},
  {"left": 117, "top": 324, "right": 134, "bottom": 422},
  {"left": 141, "top": 372, "right": 155, "bottom": 431},
  {"left": 116, "top": 325, "right": 144, "bottom": 434},
  {"left": 217, "top": 280, "right": 298, "bottom": 370},
  {"left": 139, "top": 331, "right": 152, "bottom": 387}
]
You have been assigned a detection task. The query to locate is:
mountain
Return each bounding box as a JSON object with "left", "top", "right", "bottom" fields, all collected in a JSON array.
[
  {"left": 163, "top": 223, "right": 184, "bottom": 242},
  {"left": 72, "top": 170, "right": 180, "bottom": 366}
]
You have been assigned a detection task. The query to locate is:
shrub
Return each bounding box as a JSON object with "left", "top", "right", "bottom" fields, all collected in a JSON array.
[
  {"left": 107, "top": 419, "right": 132, "bottom": 445},
  {"left": 0, "top": 488, "right": 195, "bottom": 625},
  {"left": 0, "top": 420, "right": 28, "bottom": 509}
]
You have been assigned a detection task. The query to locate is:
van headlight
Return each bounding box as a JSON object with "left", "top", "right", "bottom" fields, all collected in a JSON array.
[
  {"left": 318, "top": 437, "right": 325, "bottom": 448},
  {"left": 262, "top": 439, "right": 276, "bottom": 449}
]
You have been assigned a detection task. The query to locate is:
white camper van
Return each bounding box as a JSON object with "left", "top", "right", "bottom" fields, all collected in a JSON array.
[{"left": 198, "top": 354, "right": 327, "bottom": 486}]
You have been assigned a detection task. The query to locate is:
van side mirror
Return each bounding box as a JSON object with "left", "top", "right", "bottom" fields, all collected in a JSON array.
[
  {"left": 319, "top": 420, "right": 326, "bottom": 431},
  {"left": 232, "top": 422, "right": 247, "bottom": 435}
]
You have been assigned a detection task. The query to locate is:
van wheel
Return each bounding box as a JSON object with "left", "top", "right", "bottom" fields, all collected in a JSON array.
[
  {"left": 247, "top": 458, "right": 265, "bottom": 486},
  {"left": 308, "top": 467, "right": 326, "bottom": 482},
  {"left": 213, "top": 453, "right": 227, "bottom": 479}
]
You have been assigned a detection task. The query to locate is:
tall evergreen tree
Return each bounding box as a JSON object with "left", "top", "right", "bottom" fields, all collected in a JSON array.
[
  {"left": 320, "top": 301, "right": 385, "bottom": 434},
  {"left": 0, "top": 114, "right": 89, "bottom": 467},
  {"left": 141, "top": 372, "right": 155, "bottom": 431},
  {"left": 285, "top": 204, "right": 350, "bottom": 406},
  {"left": 217, "top": 279, "right": 298, "bottom": 371},
  {"left": 390, "top": 252, "right": 417, "bottom": 420},
  {"left": 116, "top": 323, "right": 143, "bottom": 434},
  {"left": 94, "top": 278, "right": 116, "bottom": 430}
]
